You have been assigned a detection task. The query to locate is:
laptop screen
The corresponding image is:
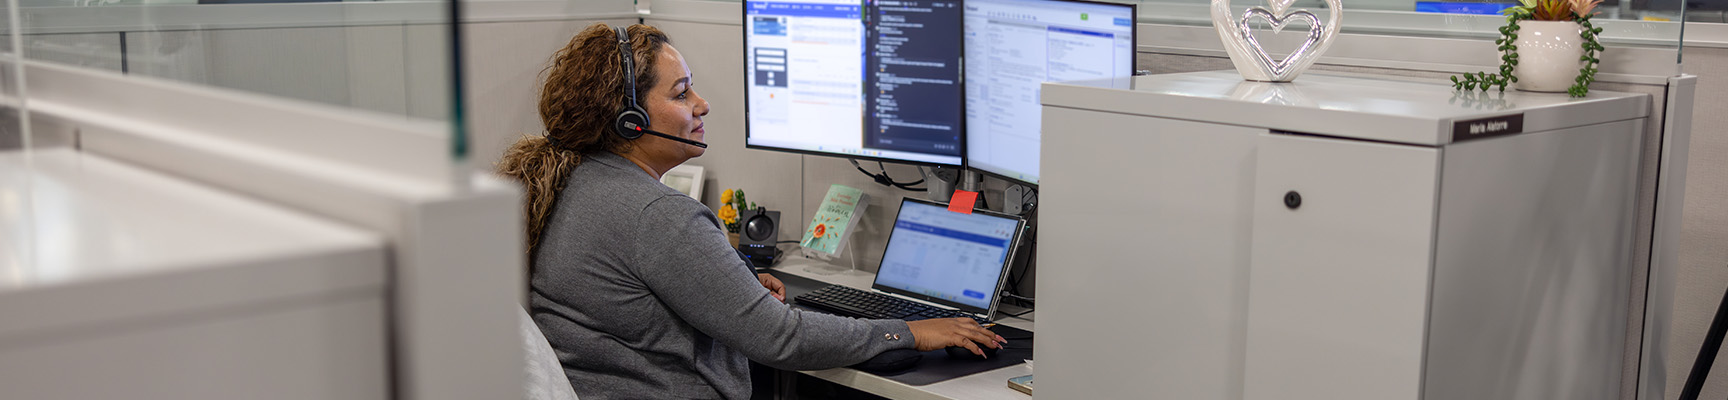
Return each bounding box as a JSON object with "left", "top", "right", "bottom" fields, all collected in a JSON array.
[{"left": 873, "top": 198, "right": 1025, "bottom": 314}]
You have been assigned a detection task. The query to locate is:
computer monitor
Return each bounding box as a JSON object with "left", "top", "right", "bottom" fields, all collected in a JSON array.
[
  {"left": 873, "top": 197, "right": 1027, "bottom": 317},
  {"left": 963, "top": 0, "right": 1136, "bottom": 184},
  {"left": 1413, "top": 1, "right": 1516, "bottom": 14},
  {"left": 743, "top": 0, "right": 965, "bottom": 166}
]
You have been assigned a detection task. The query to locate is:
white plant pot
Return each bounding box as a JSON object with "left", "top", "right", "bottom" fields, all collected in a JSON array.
[{"left": 1511, "top": 20, "right": 1586, "bottom": 93}]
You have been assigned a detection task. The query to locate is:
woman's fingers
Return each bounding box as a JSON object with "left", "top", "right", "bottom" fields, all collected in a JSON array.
[
  {"left": 756, "top": 273, "right": 785, "bottom": 301},
  {"left": 956, "top": 322, "right": 998, "bottom": 348},
  {"left": 907, "top": 318, "right": 1007, "bottom": 353},
  {"left": 956, "top": 338, "right": 986, "bottom": 357}
]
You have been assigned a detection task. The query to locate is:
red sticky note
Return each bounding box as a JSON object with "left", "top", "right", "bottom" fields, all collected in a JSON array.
[{"left": 948, "top": 189, "right": 978, "bottom": 214}]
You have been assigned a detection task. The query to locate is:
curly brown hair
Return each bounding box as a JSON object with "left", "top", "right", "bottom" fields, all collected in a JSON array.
[{"left": 496, "top": 23, "right": 672, "bottom": 258}]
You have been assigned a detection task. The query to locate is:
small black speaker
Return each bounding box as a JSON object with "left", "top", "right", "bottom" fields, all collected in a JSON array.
[{"left": 738, "top": 208, "right": 780, "bottom": 268}]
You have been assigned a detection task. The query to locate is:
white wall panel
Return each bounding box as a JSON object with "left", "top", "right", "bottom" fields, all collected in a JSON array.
[
  {"left": 125, "top": 26, "right": 428, "bottom": 118},
  {"left": 460, "top": 19, "right": 630, "bottom": 169},
  {"left": 347, "top": 24, "right": 411, "bottom": 116},
  {"left": 17, "top": 33, "right": 123, "bottom": 72},
  {"left": 203, "top": 27, "right": 354, "bottom": 107},
  {"left": 123, "top": 30, "right": 211, "bottom": 83},
  {"left": 405, "top": 23, "right": 452, "bottom": 121}
]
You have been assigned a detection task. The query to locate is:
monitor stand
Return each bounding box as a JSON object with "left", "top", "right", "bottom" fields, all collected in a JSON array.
[{"left": 922, "top": 166, "right": 960, "bottom": 203}]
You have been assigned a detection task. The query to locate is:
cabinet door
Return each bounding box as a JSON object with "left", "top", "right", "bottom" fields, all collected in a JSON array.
[
  {"left": 1038, "top": 108, "right": 1261, "bottom": 400},
  {"left": 1244, "top": 133, "right": 1440, "bottom": 400}
]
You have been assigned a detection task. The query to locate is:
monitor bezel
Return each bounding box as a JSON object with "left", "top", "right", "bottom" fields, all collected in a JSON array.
[
  {"left": 870, "top": 197, "right": 1027, "bottom": 319},
  {"left": 961, "top": 0, "right": 1139, "bottom": 186},
  {"left": 740, "top": 0, "right": 968, "bottom": 168}
]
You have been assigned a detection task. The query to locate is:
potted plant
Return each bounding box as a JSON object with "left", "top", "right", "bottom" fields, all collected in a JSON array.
[
  {"left": 718, "top": 188, "right": 755, "bottom": 247},
  {"left": 1450, "top": 0, "right": 1604, "bottom": 97}
]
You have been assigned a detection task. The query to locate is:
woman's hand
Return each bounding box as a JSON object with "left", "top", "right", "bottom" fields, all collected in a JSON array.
[
  {"left": 757, "top": 273, "right": 785, "bottom": 302},
  {"left": 907, "top": 318, "right": 1006, "bottom": 357}
]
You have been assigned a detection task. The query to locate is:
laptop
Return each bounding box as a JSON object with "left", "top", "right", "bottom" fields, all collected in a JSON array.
[{"left": 795, "top": 197, "right": 1028, "bottom": 322}]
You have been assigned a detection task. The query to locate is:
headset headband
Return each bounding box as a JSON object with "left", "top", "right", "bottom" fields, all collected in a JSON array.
[{"left": 614, "top": 26, "right": 639, "bottom": 108}]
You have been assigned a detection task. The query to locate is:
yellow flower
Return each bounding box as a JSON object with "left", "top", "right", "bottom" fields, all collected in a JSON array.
[
  {"left": 718, "top": 204, "right": 737, "bottom": 224},
  {"left": 721, "top": 189, "right": 734, "bottom": 204}
]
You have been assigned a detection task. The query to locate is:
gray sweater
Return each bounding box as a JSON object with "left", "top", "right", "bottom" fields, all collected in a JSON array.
[{"left": 529, "top": 152, "right": 915, "bottom": 400}]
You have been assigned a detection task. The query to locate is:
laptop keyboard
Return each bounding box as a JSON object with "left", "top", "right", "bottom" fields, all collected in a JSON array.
[{"left": 795, "top": 284, "right": 992, "bottom": 325}]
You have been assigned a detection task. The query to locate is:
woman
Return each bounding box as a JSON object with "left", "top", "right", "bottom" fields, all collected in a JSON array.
[{"left": 497, "top": 23, "right": 1003, "bottom": 400}]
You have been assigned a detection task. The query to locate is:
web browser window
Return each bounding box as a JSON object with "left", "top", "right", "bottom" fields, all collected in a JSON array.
[
  {"left": 874, "top": 200, "right": 1021, "bottom": 310},
  {"left": 746, "top": 0, "right": 866, "bottom": 155},
  {"left": 964, "top": 0, "right": 1135, "bottom": 184}
]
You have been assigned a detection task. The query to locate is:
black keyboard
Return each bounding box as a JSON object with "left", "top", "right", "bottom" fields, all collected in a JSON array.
[{"left": 795, "top": 285, "right": 991, "bottom": 325}]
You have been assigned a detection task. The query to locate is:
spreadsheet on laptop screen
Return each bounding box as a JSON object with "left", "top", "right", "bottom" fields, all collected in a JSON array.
[{"left": 874, "top": 200, "right": 1021, "bottom": 310}]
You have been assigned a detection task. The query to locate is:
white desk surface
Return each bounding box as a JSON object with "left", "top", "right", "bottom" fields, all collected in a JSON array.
[
  {"left": 0, "top": 148, "right": 386, "bottom": 341},
  {"left": 770, "top": 254, "right": 1034, "bottom": 400}
]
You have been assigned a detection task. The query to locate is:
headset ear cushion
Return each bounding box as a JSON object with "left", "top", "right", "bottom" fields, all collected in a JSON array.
[{"left": 615, "top": 108, "right": 649, "bottom": 140}]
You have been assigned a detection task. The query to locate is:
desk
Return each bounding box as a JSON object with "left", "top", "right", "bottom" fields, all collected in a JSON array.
[{"left": 766, "top": 254, "right": 1034, "bottom": 400}]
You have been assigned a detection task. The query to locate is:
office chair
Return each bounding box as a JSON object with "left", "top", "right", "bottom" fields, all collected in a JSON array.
[{"left": 519, "top": 307, "right": 580, "bottom": 400}]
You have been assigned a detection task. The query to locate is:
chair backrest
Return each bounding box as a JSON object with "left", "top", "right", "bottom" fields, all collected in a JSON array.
[{"left": 519, "top": 307, "right": 579, "bottom": 400}]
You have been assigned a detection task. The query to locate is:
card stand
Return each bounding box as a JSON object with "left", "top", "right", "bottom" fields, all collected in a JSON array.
[{"left": 800, "top": 215, "right": 866, "bottom": 275}]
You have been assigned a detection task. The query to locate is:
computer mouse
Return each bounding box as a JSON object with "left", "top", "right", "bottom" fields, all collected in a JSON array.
[{"left": 944, "top": 344, "right": 999, "bottom": 361}]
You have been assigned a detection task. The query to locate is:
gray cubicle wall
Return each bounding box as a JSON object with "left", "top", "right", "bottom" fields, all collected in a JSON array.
[{"left": 1665, "top": 42, "right": 1728, "bottom": 400}]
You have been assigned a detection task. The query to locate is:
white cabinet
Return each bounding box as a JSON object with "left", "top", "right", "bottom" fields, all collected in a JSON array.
[{"left": 1037, "top": 71, "right": 1647, "bottom": 400}]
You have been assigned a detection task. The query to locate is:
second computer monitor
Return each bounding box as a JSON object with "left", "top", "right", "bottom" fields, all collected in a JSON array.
[{"left": 964, "top": 0, "right": 1136, "bottom": 184}]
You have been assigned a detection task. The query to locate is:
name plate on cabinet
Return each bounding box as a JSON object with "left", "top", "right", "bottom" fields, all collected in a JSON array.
[{"left": 1452, "top": 114, "right": 1525, "bottom": 142}]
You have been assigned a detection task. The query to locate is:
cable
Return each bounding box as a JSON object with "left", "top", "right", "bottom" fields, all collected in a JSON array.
[
  {"left": 877, "top": 161, "right": 927, "bottom": 188},
  {"left": 1680, "top": 276, "right": 1728, "bottom": 400},
  {"left": 1003, "top": 224, "right": 1037, "bottom": 307},
  {"left": 775, "top": 240, "right": 800, "bottom": 244},
  {"left": 850, "top": 159, "right": 927, "bottom": 191}
]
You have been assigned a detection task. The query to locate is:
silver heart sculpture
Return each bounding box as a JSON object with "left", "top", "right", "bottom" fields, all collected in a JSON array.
[
  {"left": 1212, "top": 0, "right": 1342, "bottom": 82},
  {"left": 1239, "top": 8, "right": 1323, "bottom": 77},
  {"left": 1229, "top": 81, "right": 1316, "bottom": 107}
]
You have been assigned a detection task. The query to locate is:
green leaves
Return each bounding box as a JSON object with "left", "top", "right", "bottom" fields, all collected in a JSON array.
[
  {"left": 1454, "top": 14, "right": 1601, "bottom": 98},
  {"left": 1451, "top": 69, "right": 1511, "bottom": 92},
  {"left": 1568, "top": 19, "right": 1603, "bottom": 98},
  {"left": 1452, "top": 13, "right": 1525, "bottom": 94}
]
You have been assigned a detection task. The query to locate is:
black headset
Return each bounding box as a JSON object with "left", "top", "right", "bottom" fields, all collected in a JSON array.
[{"left": 612, "top": 26, "right": 708, "bottom": 149}]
